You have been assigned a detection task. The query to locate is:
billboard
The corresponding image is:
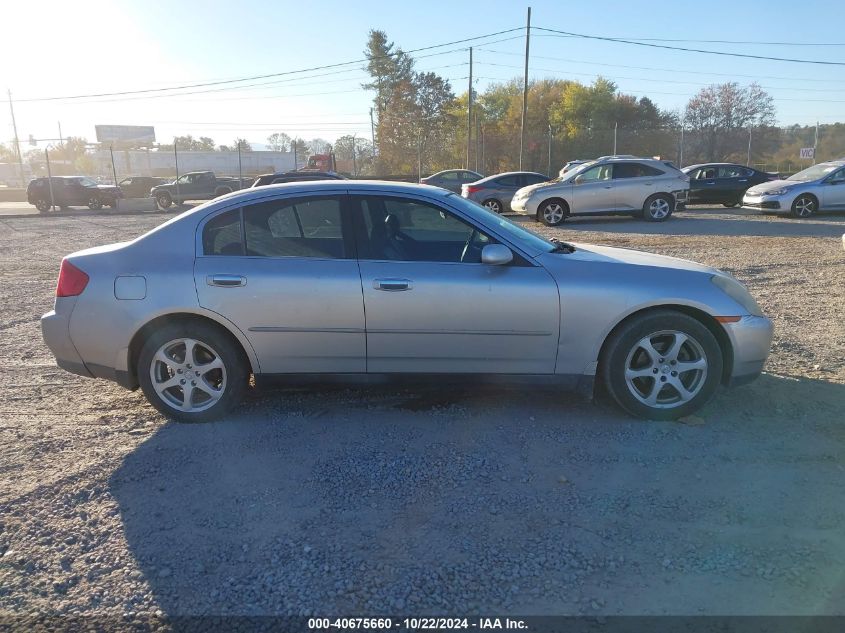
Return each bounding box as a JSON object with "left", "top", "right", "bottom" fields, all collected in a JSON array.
[
  {"left": 799, "top": 147, "right": 815, "bottom": 160},
  {"left": 95, "top": 125, "right": 156, "bottom": 143}
]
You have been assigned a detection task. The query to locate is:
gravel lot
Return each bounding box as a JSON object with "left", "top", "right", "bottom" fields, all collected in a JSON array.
[{"left": 0, "top": 207, "right": 844, "bottom": 619}]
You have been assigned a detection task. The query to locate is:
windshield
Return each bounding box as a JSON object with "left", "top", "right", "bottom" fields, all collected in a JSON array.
[
  {"left": 78, "top": 177, "right": 99, "bottom": 187},
  {"left": 448, "top": 194, "right": 556, "bottom": 253},
  {"left": 552, "top": 160, "right": 596, "bottom": 182},
  {"left": 787, "top": 163, "right": 840, "bottom": 182}
]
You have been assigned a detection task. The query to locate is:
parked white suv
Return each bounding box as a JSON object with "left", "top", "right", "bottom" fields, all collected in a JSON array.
[{"left": 512, "top": 157, "right": 690, "bottom": 225}]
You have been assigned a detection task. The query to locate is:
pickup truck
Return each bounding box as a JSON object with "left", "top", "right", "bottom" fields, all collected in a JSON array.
[{"left": 150, "top": 171, "right": 247, "bottom": 208}]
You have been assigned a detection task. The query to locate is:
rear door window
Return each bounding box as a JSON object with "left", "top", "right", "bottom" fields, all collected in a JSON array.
[
  {"left": 244, "top": 196, "right": 347, "bottom": 259},
  {"left": 495, "top": 175, "right": 521, "bottom": 187}
]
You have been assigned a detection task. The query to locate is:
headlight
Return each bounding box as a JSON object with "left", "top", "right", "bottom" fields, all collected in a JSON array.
[
  {"left": 764, "top": 188, "right": 790, "bottom": 196},
  {"left": 711, "top": 274, "right": 762, "bottom": 316}
]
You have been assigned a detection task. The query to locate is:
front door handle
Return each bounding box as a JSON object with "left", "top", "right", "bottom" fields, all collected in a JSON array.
[
  {"left": 208, "top": 274, "right": 246, "bottom": 287},
  {"left": 373, "top": 278, "right": 412, "bottom": 291}
]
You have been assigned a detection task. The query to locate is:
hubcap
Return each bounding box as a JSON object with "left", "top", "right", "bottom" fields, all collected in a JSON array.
[
  {"left": 543, "top": 203, "right": 564, "bottom": 223},
  {"left": 485, "top": 200, "right": 501, "bottom": 213},
  {"left": 795, "top": 198, "right": 814, "bottom": 216},
  {"left": 149, "top": 338, "right": 226, "bottom": 412},
  {"left": 649, "top": 198, "right": 670, "bottom": 218},
  {"left": 624, "top": 330, "right": 707, "bottom": 409}
]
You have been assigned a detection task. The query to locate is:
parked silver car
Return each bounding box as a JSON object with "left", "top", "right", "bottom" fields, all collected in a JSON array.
[
  {"left": 41, "top": 181, "right": 771, "bottom": 423},
  {"left": 420, "top": 169, "right": 483, "bottom": 193},
  {"left": 512, "top": 157, "right": 690, "bottom": 226},
  {"left": 742, "top": 160, "right": 845, "bottom": 218},
  {"left": 461, "top": 171, "right": 549, "bottom": 213}
]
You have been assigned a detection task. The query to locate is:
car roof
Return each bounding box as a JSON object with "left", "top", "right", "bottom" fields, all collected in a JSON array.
[
  {"left": 432, "top": 169, "right": 480, "bottom": 175},
  {"left": 476, "top": 171, "right": 547, "bottom": 182},
  {"left": 213, "top": 179, "right": 452, "bottom": 203}
]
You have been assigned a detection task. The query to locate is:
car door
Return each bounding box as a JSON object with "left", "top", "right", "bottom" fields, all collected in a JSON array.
[
  {"left": 608, "top": 163, "right": 655, "bottom": 211},
  {"left": 716, "top": 165, "right": 750, "bottom": 203},
  {"left": 491, "top": 174, "right": 521, "bottom": 209},
  {"left": 194, "top": 193, "right": 366, "bottom": 373},
  {"left": 352, "top": 193, "right": 560, "bottom": 373},
  {"left": 821, "top": 167, "right": 845, "bottom": 209},
  {"left": 691, "top": 166, "right": 718, "bottom": 204},
  {"left": 571, "top": 163, "right": 615, "bottom": 213}
]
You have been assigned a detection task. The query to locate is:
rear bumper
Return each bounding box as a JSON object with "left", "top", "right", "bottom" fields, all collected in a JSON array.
[
  {"left": 724, "top": 315, "right": 773, "bottom": 386},
  {"left": 41, "top": 303, "right": 92, "bottom": 379}
]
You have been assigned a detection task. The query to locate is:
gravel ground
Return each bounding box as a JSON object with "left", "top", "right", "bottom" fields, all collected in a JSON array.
[{"left": 0, "top": 207, "right": 843, "bottom": 620}]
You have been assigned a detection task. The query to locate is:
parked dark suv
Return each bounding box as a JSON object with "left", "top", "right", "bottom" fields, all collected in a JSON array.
[
  {"left": 251, "top": 170, "right": 346, "bottom": 188},
  {"left": 27, "top": 176, "right": 122, "bottom": 212},
  {"left": 117, "top": 176, "right": 167, "bottom": 198}
]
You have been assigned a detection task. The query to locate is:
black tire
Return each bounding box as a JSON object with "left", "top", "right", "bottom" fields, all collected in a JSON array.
[
  {"left": 137, "top": 321, "right": 249, "bottom": 423},
  {"left": 34, "top": 199, "right": 51, "bottom": 213},
  {"left": 214, "top": 187, "right": 233, "bottom": 197},
  {"left": 600, "top": 310, "right": 723, "bottom": 421},
  {"left": 643, "top": 194, "right": 673, "bottom": 222},
  {"left": 790, "top": 194, "right": 817, "bottom": 219},
  {"left": 156, "top": 192, "right": 173, "bottom": 209},
  {"left": 87, "top": 196, "right": 103, "bottom": 210},
  {"left": 538, "top": 198, "right": 568, "bottom": 226},
  {"left": 722, "top": 201, "right": 739, "bottom": 208},
  {"left": 482, "top": 198, "right": 504, "bottom": 214}
]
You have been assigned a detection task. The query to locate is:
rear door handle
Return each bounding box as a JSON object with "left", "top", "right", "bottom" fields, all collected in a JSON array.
[
  {"left": 208, "top": 274, "right": 246, "bottom": 287},
  {"left": 373, "top": 278, "right": 412, "bottom": 291}
]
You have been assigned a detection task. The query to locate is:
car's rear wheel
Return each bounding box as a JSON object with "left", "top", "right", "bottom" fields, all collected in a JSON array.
[
  {"left": 538, "top": 199, "right": 568, "bottom": 226},
  {"left": 137, "top": 322, "right": 248, "bottom": 423},
  {"left": 723, "top": 201, "right": 739, "bottom": 208},
  {"left": 215, "top": 187, "right": 233, "bottom": 197},
  {"left": 34, "top": 198, "right": 51, "bottom": 212},
  {"left": 482, "top": 198, "right": 503, "bottom": 213},
  {"left": 790, "top": 194, "right": 817, "bottom": 218},
  {"left": 601, "top": 310, "right": 723, "bottom": 420},
  {"left": 643, "top": 194, "right": 673, "bottom": 221},
  {"left": 87, "top": 196, "right": 103, "bottom": 210},
  {"left": 156, "top": 192, "right": 172, "bottom": 209}
]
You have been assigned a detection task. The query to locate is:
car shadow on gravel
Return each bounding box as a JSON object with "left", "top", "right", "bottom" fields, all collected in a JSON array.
[
  {"left": 109, "top": 374, "right": 845, "bottom": 616},
  {"left": 511, "top": 209, "right": 845, "bottom": 239}
]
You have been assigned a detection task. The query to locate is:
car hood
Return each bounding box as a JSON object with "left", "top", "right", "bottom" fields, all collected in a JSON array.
[
  {"left": 516, "top": 181, "right": 565, "bottom": 197},
  {"left": 562, "top": 242, "right": 720, "bottom": 275},
  {"left": 745, "top": 179, "right": 800, "bottom": 195}
]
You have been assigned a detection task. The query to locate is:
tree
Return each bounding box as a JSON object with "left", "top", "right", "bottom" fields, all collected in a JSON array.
[
  {"left": 0, "top": 143, "right": 16, "bottom": 162},
  {"left": 308, "top": 138, "right": 331, "bottom": 155},
  {"left": 684, "top": 82, "right": 776, "bottom": 162},
  {"left": 362, "top": 30, "right": 415, "bottom": 119},
  {"left": 266, "top": 132, "right": 292, "bottom": 152},
  {"left": 290, "top": 138, "right": 309, "bottom": 156},
  {"left": 231, "top": 138, "right": 252, "bottom": 152}
]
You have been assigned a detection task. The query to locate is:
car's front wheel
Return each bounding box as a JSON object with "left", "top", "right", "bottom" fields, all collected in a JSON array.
[
  {"left": 643, "top": 194, "right": 673, "bottom": 221},
  {"left": 87, "top": 196, "right": 103, "bottom": 210},
  {"left": 538, "top": 199, "right": 568, "bottom": 226},
  {"left": 137, "top": 322, "right": 248, "bottom": 423},
  {"left": 790, "top": 194, "right": 817, "bottom": 218},
  {"left": 34, "top": 198, "right": 51, "bottom": 212},
  {"left": 601, "top": 310, "right": 723, "bottom": 420},
  {"left": 723, "top": 201, "right": 739, "bottom": 208}
]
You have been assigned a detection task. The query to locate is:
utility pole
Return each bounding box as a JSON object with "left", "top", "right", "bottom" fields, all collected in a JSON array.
[
  {"left": 417, "top": 132, "right": 422, "bottom": 182},
  {"left": 466, "top": 47, "right": 473, "bottom": 170},
  {"left": 519, "top": 7, "right": 531, "bottom": 170},
  {"left": 746, "top": 126, "right": 752, "bottom": 166},
  {"left": 109, "top": 145, "right": 118, "bottom": 186},
  {"left": 58, "top": 122, "right": 64, "bottom": 147},
  {"left": 613, "top": 121, "right": 618, "bottom": 155},
  {"left": 547, "top": 124, "right": 553, "bottom": 177},
  {"left": 7, "top": 89, "right": 26, "bottom": 188},
  {"left": 237, "top": 142, "right": 243, "bottom": 189},
  {"left": 475, "top": 112, "right": 480, "bottom": 173},
  {"left": 480, "top": 125, "right": 485, "bottom": 173},
  {"left": 173, "top": 140, "right": 180, "bottom": 202},
  {"left": 679, "top": 124, "right": 685, "bottom": 167},
  {"left": 369, "top": 107, "right": 376, "bottom": 156},
  {"left": 45, "top": 148, "right": 55, "bottom": 211},
  {"left": 813, "top": 120, "right": 819, "bottom": 165}
]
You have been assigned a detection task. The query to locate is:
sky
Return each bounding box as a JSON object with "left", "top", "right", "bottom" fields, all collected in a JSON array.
[{"left": 2, "top": 0, "right": 844, "bottom": 151}]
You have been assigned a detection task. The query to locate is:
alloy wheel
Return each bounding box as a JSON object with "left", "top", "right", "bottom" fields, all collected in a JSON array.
[
  {"left": 793, "top": 196, "right": 815, "bottom": 217},
  {"left": 623, "top": 330, "right": 708, "bottom": 409},
  {"left": 149, "top": 338, "right": 227, "bottom": 413},
  {"left": 484, "top": 200, "right": 502, "bottom": 213},
  {"left": 543, "top": 203, "right": 565, "bottom": 224},
  {"left": 648, "top": 197, "right": 671, "bottom": 219}
]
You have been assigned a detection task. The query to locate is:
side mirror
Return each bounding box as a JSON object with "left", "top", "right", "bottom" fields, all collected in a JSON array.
[
  {"left": 573, "top": 175, "right": 584, "bottom": 185},
  {"left": 481, "top": 244, "right": 513, "bottom": 266}
]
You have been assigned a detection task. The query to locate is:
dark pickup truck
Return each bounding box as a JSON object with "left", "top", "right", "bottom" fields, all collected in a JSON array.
[{"left": 150, "top": 171, "right": 247, "bottom": 208}]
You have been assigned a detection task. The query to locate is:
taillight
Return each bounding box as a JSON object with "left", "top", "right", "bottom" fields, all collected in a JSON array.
[
  {"left": 56, "top": 259, "right": 89, "bottom": 297},
  {"left": 465, "top": 185, "right": 483, "bottom": 194}
]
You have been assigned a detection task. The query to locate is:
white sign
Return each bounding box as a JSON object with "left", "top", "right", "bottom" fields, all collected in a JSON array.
[
  {"left": 799, "top": 147, "right": 816, "bottom": 159},
  {"left": 95, "top": 125, "right": 156, "bottom": 143}
]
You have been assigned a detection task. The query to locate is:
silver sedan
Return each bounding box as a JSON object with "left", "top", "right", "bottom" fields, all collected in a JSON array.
[
  {"left": 41, "top": 181, "right": 772, "bottom": 423},
  {"left": 742, "top": 160, "right": 845, "bottom": 218}
]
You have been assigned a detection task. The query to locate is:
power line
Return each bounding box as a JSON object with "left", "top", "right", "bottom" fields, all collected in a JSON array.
[
  {"left": 16, "top": 28, "right": 522, "bottom": 103},
  {"left": 533, "top": 26, "right": 845, "bottom": 66},
  {"left": 532, "top": 34, "right": 845, "bottom": 46},
  {"left": 476, "top": 47, "right": 845, "bottom": 84}
]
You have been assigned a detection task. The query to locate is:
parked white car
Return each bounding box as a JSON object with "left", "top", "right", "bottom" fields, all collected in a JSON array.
[{"left": 512, "top": 157, "right": 690, "bottom": 226}]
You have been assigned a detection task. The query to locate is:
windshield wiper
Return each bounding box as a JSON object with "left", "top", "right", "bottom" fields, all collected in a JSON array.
[{"left": 549, "top": 238, "right": 576, "bottom": 253}]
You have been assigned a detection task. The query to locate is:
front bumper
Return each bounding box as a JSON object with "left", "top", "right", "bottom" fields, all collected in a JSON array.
[
  {"left": 743, "top": 193, "right": 784, "bottom": 211},
  {"left": 724, "top": 315, "right": 774, "bottom": 386},
  {"left": 510, "top": 196, "right": 537, "bottom": 216}
]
